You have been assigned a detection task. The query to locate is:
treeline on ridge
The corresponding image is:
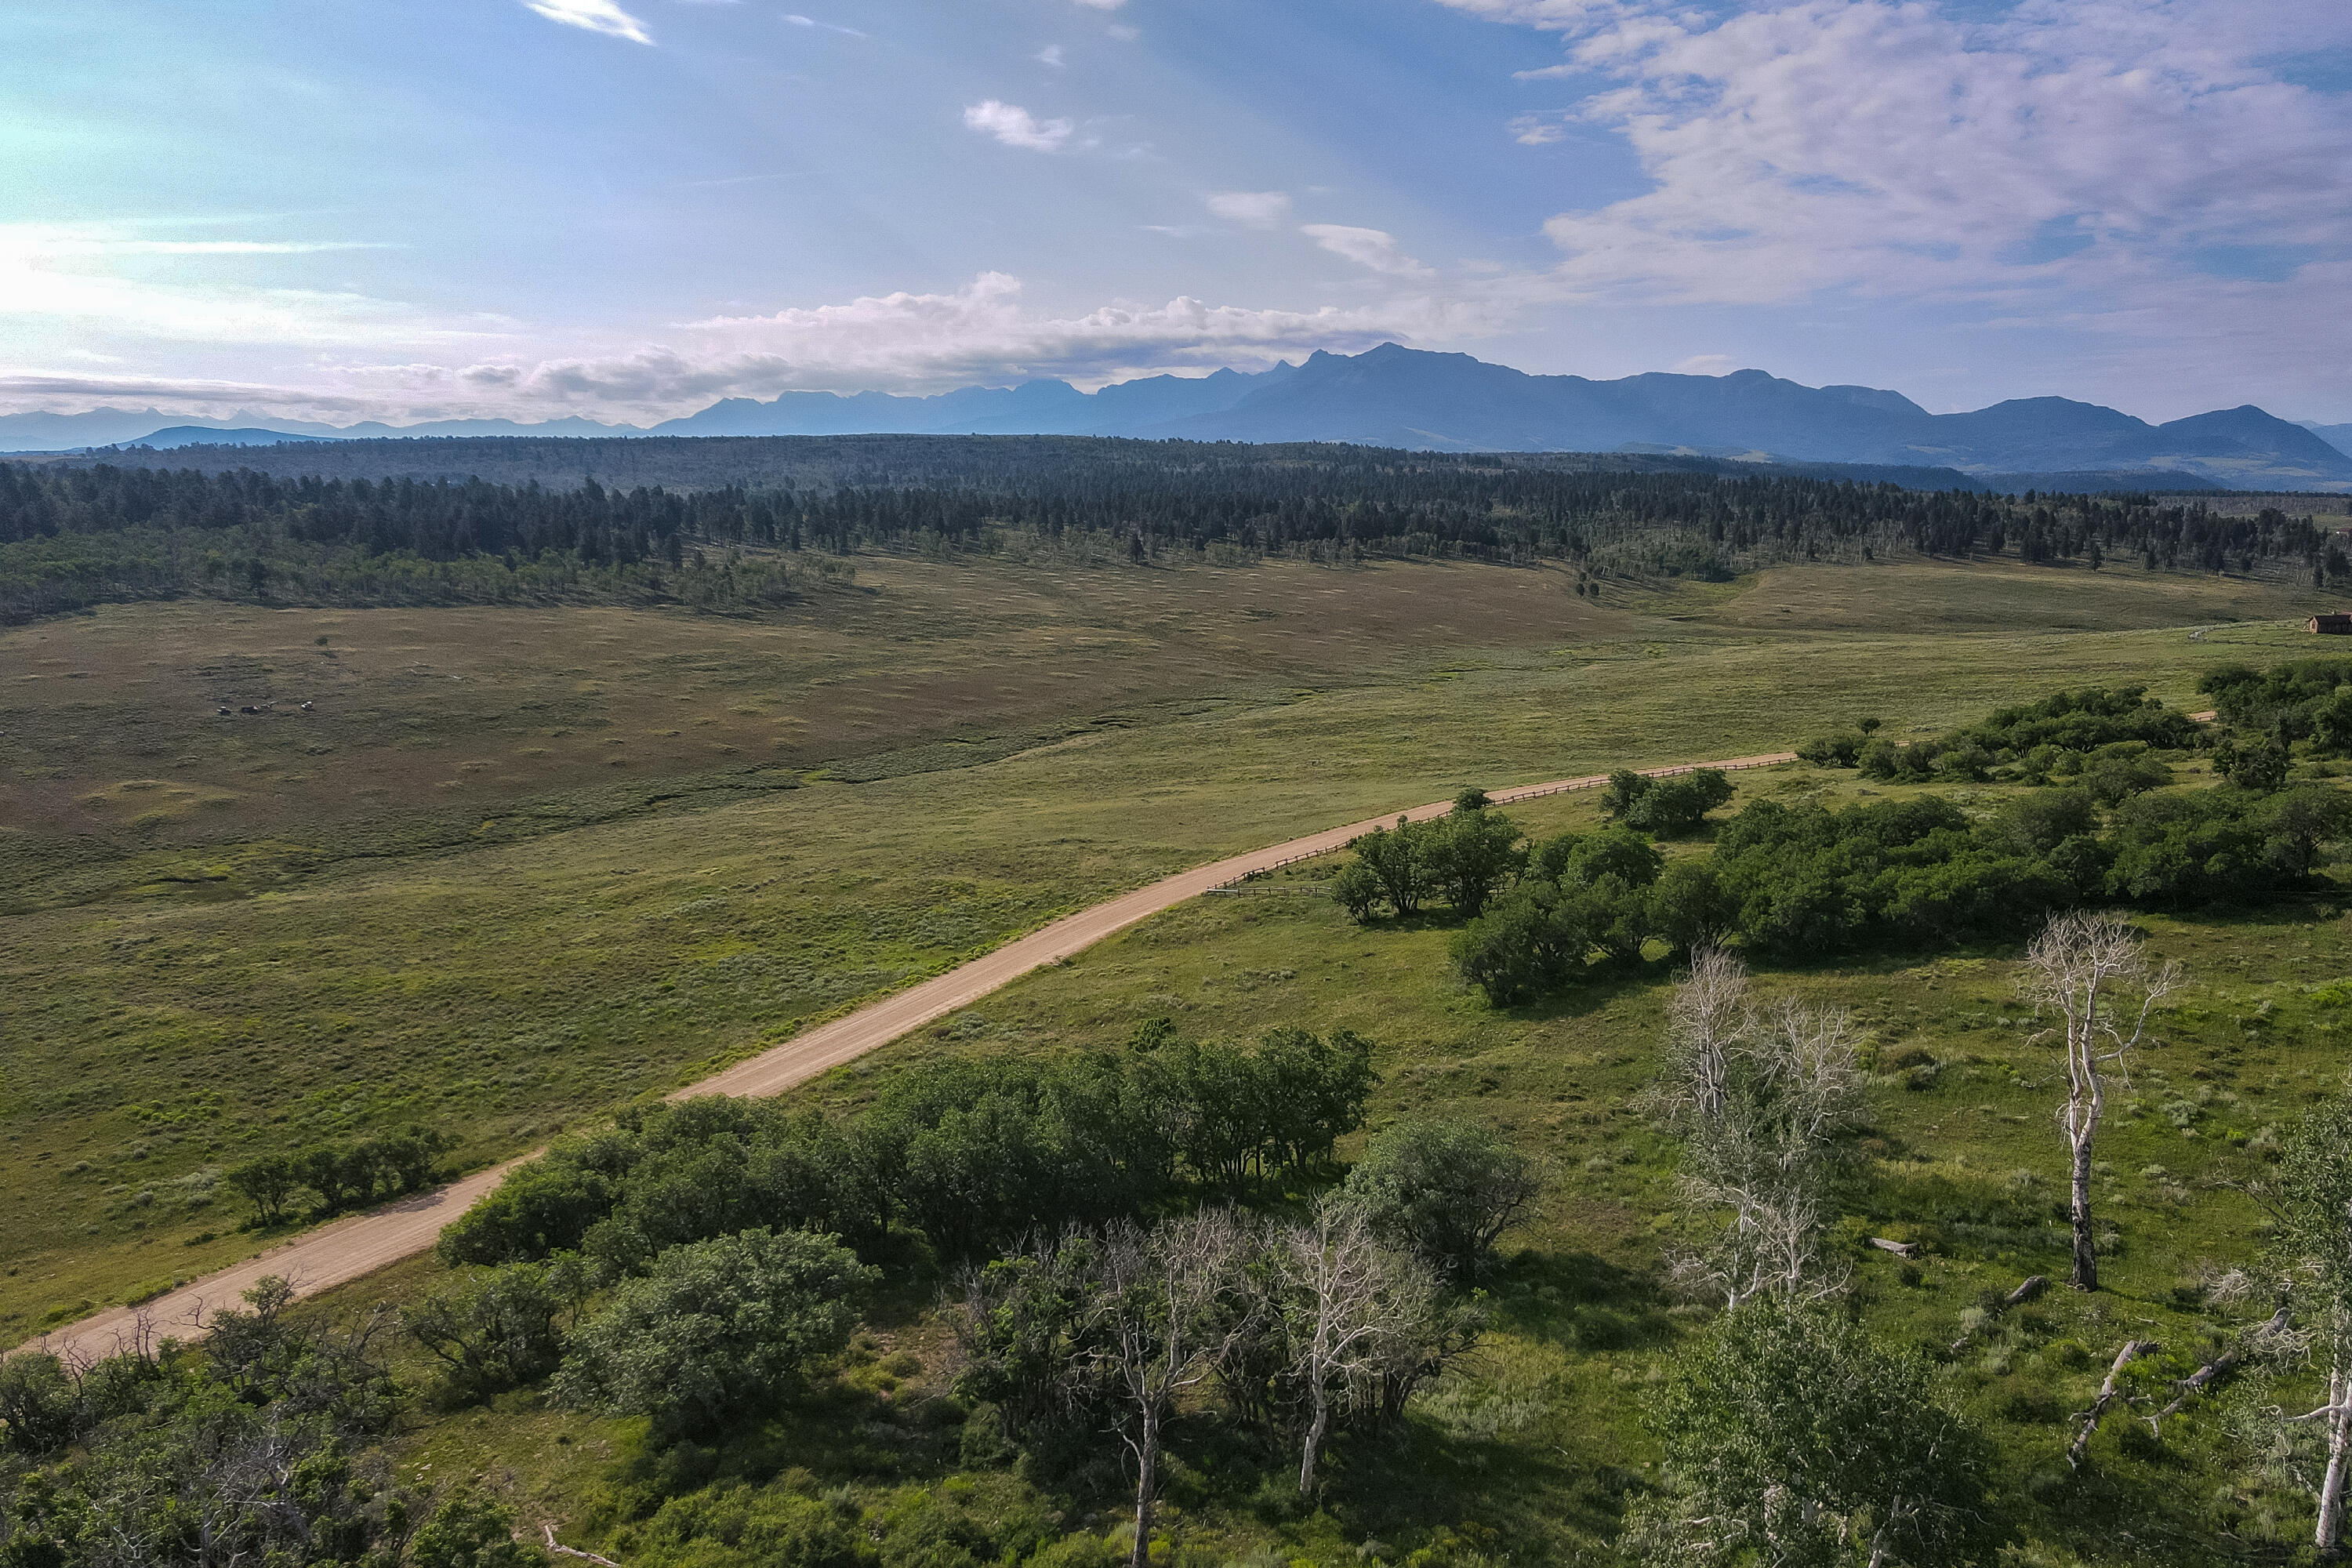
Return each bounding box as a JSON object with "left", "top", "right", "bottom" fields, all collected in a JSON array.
[{"left": 4, "top": 441, "right": 2339, "bottom": 622}]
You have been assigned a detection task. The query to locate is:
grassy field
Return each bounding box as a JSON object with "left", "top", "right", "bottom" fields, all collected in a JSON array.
[
  {"left": 284, "top": 759, "right": 2348, "bottom": 1567},
  {"left": 0, "top": 552, "right": 2325, "bottom": 1338}
]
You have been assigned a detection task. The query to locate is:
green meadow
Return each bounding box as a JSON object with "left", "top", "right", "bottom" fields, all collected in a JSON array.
[
  {"left": 3, "top": 545, "right": 2344, "bottom": 1565},
  {"left": 293, "top": 760, "right": 2350, "bottom": 1568}
]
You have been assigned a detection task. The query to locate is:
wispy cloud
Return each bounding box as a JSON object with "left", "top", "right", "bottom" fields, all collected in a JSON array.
[
  {"left": 1446, "top": 0, "right": 2352, "bottom": 310},
  {"left": 520, "top": 0, "right": 652, "bottom": 45},
  {"left": 677, "top": 171, "right": 814, "bottom": 188},
  {"left": 1205, "top": 191, "right": 1291, "bottom": 229},
  {"left": 1301, "top": 224, "right": 1435, "bottom": 279},
  {"left": 0, "top": 226, "right": 471, "bottom": 348},
  {"left": 1072, "top": 0, "right": 1126, "bottom": 9},
  {"left": 1036, "top": 44, "right": 1065, "bottom": 67},
  {"left": 784, "top": 13, "right": 869, "bottom": 37},
  {"left": 0, "top": 263, "right": 1496, "bottom": 422},
  {"left": 28, "top": 239, "right": 389, "bottom": 256},
  {"left": 963, "top": 100, "right": 1076, "bottom": 152},
  {"left": 499, "top": 270, "right": 1478, "bottom": 404},
  {"left": 0, "top": 372, "right": 392, "bottom": 417}
]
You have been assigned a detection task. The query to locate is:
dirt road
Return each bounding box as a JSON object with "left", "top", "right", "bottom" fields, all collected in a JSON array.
[{"left": 29, "top": 750, "right": 1793, "bottom": 1363}]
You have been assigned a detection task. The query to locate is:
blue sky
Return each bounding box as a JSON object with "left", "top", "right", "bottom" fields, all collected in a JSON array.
[{"left": 2, "top": 0, "right": 2348, "bottom": 425}]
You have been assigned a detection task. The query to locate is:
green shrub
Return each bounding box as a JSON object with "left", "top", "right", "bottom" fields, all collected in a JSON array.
[
  {"left": 555, "top": 1228, "right": 877, "bottom": 1439},
  {"left": 1343, "top": 1119, "right": 1539, "bottom": 1280},
  {"left": 403, "top": 1261, "right": 572, "bottom": 1403},
  {"left": 412, "top": 1492, "right": 548, "bottom": 1568}
]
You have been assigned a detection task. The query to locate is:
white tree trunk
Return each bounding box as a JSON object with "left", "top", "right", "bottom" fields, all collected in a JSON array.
[
  {"left": 1299, "top": 1392, "right": 1330, "bottom": 1497},
  {"left": 2068, "top": 1116, "right": 2099, "bottom": 1291},
  {"left": 1129, "top": 1404, "right": 1160, "bottom": 1568},
  {"left": 2319, "top": 1362, "right": 2351, "bottom": 1557}
]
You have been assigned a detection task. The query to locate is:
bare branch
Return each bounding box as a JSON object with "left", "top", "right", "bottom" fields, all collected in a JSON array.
[
  {"left": 1661, "top": 957, "right": 1860, "bottom": 1310},
  {"left": 2151, "top": 1308, "right": 2293, "bottom": 1431},
  {"left": 2068, "top": 1338, "right": 2157, "bottom": 1468},
  {"left": 544, "top": 1526, "right": 624, "bottom": 1568},
  {"left": 1659, "top": 946, "right": 1751, "bottom": 1126}
]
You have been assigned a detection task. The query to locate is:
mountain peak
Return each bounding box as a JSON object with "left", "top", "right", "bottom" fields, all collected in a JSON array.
[{"left": 5, "top": 345, "right": 2341, "bottom": 488}]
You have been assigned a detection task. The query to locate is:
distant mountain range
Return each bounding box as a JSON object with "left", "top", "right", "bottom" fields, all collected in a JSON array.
[
  {"left": 8, "top": 345, "right": 2349, "bottom": 488},
  {"left": 2302, "top": 422, "right": 2352, "bottom": 459},
  {"left": 129, "top": 426, "right": 352, "bottom": 450},
  {"left": 0, "top": 408, "right": 634, "bottom": 450}
]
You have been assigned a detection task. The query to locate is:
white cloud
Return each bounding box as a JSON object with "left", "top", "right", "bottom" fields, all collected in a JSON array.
[
  {"left": 783, "top": 13, "right": 868, "bottom": 36},
  {"left": 461, "top": 271, "right": 1483, "bottom": 408},
  {"left": 1301, "top": 224, "right": 1435, "bottom": 279},
  {"left": 1073, "top": 0, "right": 1126, "bottom": 9},
  {"left": 1443, "top": 1, "right": 2352, "bottom": 306},
  {"left": 1204, "top": 191, "right": 1291, "bottom": 228},
  {"left": 1671, "top": 354, "right": 1735, "bottom": 375},
  {"left": 0, "top": 372, "right": 395, "bottom": 420},
  {"left": 1507, "top": 114, "right": 1564, "bottom": 146},
  {"left": 31, "top": 239, "right": 389, "bottom": 256},
  {"left": 1037, "top": 44, "right": 1065, "bottom": 67},
  {"left": 963, "top": 100, "right": 1076, "bottom": 152},
  {"left": 1429, "top": 0, "right": 2352, "bottom": 396},
  {"left": 0, "top": 226, "right": 488, "bottom": 348},
  {"left": 520, "top": 0, "right": 652, "bottom": 45}
]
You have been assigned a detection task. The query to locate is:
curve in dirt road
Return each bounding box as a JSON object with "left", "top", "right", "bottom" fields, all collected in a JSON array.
[{"left": 27, "top": 750, "right": 1794, "bottom": 1363}]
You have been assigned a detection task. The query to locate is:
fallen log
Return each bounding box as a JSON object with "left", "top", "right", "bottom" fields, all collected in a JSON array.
[
  {"left": 1948, "top": 1275, "right": 2050, "bottom": 1356},
  {"left": 2151, "top": 1307, "right": 2293, "bottom": 1430},
  {"left": 544, "top": 1526, "right": 622, "bottom": 1568},
  {"left": 2069, "top": 1338, "right": 2157, "bottom": 1469},
  {"left": 1867, "top": 1237, "right": 1919, "bottom": 1258}
]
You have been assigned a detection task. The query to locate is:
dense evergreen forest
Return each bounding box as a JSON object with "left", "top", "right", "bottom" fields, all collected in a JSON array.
[
  {"left": 56, "top": 432, "right": 1990, "bottom": 492},
  {"left": 2, "top": 441, "right": 2342, "bottom": 623}
]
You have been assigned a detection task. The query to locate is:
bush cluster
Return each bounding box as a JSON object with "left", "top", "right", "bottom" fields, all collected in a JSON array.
[
  {"left": 1802, "top": 686, "right": 2199, "bottom": 786},
  {"left": 1449, "top": 829, "right": 1717, "bottom": 1005},
  {"left": 225, "top": 1124, "right": 453, "bottom": 1226},
  {"left": 1429, "top": 680, "right": 2349, "bottom": 1006},
  {"left": 2201, "top": 659, "right": 2352, "bottom": 752},
  {"left": 1601, "top": 768, "right": 1733, "bottom": 837},
  {"left": 1331, "top": 798, "right": 1526, "bottom": 920},
  {"left": 0, "top": 1276, "right": 537, "bottom": 1568},
  {"left": 435, "top": 1027, "right": 1376, "bottom": 1273}
]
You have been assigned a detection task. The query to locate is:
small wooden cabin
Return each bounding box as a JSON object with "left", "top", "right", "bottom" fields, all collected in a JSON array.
[{"left": 2313, "top": 614, "right": 2352, "bottom": 635}]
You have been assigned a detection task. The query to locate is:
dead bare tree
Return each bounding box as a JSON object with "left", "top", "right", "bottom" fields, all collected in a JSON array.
[
  {"left": 1087, "top": 1210, "right": 1254, "bottom": 1568},
  {"left": 1279, "top": 1199, "right": 1437, "bottom": 1497},
  {"left": 2021, "top": 912, "right": 2179, "bottom": 1291},
  {"left": 1658, "top": 951, "right": 1860, "bottom": 1309},
  {"left": 1658, "top": 944, "right": 1749, "bottom": 1124}
]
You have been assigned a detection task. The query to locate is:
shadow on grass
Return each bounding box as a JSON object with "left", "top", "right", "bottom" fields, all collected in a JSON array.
[{"left": 1486, "top": 1247, "right": 1679, "bottom": 1354}]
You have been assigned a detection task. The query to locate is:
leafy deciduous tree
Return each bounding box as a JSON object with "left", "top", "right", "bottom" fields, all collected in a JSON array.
[
  {"left": 1341, "top": 1117, "right": 1539, "bottom": 1282},
  {"left": 555, "top": 1228, "right": 875, "bottom": 1439},
  {"left": 1628, "top": 1301, "right": 1998, "bottom": 1568}
]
